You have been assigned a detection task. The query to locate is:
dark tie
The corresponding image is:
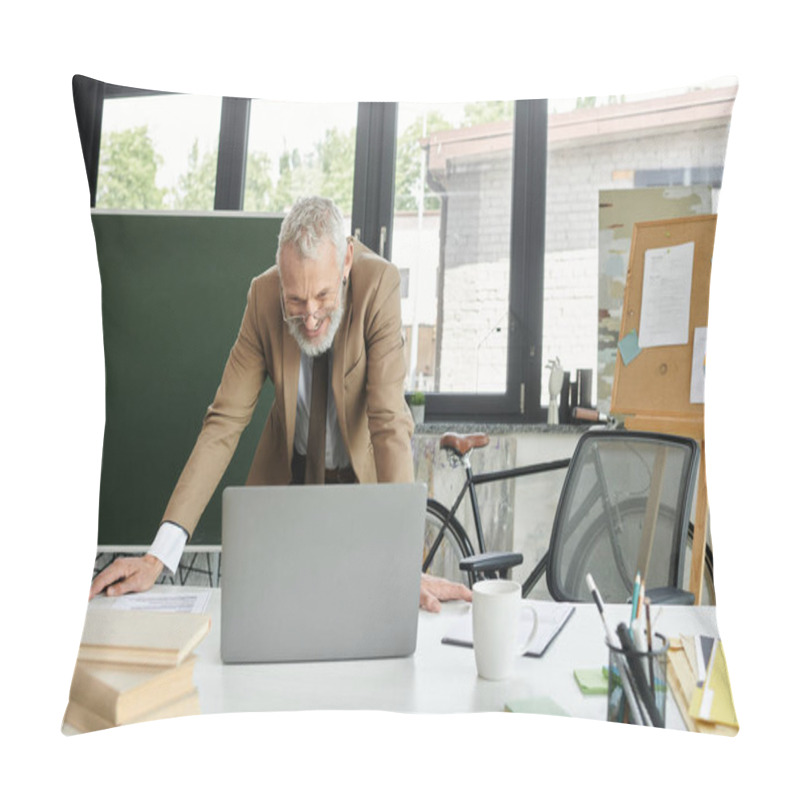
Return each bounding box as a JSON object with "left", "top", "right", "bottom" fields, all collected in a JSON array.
[{"left": 304, "top": 354, "right": 329, "bottom": 484}]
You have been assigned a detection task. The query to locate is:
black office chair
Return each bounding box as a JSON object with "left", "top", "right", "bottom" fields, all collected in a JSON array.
[{"left": 461, "top": 430, "right": 701, "bottom": 604}]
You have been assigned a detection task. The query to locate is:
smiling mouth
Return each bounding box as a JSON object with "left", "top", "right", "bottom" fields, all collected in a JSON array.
[{"left": 303, "top": 323, "right": 325, "bottom": 338}]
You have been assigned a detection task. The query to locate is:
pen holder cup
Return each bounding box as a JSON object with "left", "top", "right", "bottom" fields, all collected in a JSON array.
[{"left": 606, "top": 633, "right": 668, "bottom": 726}]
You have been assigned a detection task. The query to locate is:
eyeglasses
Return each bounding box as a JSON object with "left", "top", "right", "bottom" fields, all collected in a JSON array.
[{"left": 279, "top": 280, "right": 343, "bottom": 330}]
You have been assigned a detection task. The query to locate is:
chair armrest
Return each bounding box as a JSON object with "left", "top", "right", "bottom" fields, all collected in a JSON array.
[
  {"left": 459, "top": 552, "right": 523, "bottom": 574},
  {"left": 647, "top": 587, "right": 695, "bottom": 605}
]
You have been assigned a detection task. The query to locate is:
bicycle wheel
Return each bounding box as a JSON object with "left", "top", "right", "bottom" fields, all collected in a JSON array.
[
  {"left": 558, "top": 497, "right": 715, "bottom": 603},
  {"left": 422, "top": 499, "right": 474, "bottom": 585}
]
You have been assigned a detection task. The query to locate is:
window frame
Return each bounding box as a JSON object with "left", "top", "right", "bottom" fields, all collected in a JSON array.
[
  {"left": 384, "top": 99, "right": 549, "bottom": 424},
  {"left": 72, "top": 77, "right": 548, "bottom": 423}
]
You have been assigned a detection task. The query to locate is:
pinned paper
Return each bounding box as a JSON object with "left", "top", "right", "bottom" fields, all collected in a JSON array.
[
  {"left": 639, "top": 242, "right": 694, "bottom": 348},
  {"left": 618, "top": 329, "right": 642, "bottom": 365},
  {"left": 690, "top": 327, "right": 708, "bottom": 404}
]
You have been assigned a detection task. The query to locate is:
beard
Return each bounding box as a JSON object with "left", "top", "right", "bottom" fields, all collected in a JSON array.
[{"left": 286, "top": 292, "right": 346, "bottom": 357}]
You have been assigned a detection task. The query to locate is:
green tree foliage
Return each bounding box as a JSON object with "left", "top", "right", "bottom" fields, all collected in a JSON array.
[
  {"left": 269, "top": 148, "right": 302, "bottom": 213},
  {"left": 270, "top": 127, "right": 356, "bottom": 215},
  {"left": 317, "top": 127, "right": 356, "bottom": 215},
  {"left": 172, "top": 139, "right": 217, "bottom": 210},
  {"left": 394, "top": 103, "right": 515, "bottom": 213},
  {"left": 463, "top": 100, "right": 514, "bottom": 126},
  {"left": 394, "top": 111, "right": 451, "bottom": 213},
  {"left": 172, "top": 141, "right": 277, "bottom": 211},
  {"left": 271, "top": 147, "right": 323, "bottom": 212},
  {"left": 96, "top": 126, "right": 166, "bottom": 210},
  {"left": 574, "top": 95, "right": 625, "bottom": 111},
  {"left": 242, "top": 151, "right": 275, "bottom": 212},
  {"left": 97, "top": 102, "right": 523, "bottom": 216}
]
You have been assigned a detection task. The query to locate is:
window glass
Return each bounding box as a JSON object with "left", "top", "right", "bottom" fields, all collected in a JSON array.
[
  {"left": 96, "top": 94, "right": 223, "bottom": 211},
  {"left": 392, "top": 101, "right": 515, "bottom": 394},
  {"left": 244, "top": 101, "right": 358, "bottom": 216},
  {"left": 542, "top": 79, "right": 737, "bottom": 412}
]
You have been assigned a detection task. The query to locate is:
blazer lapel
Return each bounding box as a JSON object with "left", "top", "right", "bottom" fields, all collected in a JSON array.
[{"left": 331, "top": 282, "right": 353, "bottom": 442}]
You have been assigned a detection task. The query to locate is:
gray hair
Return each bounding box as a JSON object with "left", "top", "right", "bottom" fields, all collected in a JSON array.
[{"left": 277, "top": 196, "right": 347, "bottom": 271}]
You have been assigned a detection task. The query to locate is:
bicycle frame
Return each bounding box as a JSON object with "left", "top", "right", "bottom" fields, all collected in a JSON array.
[
  {"left": 421, "top": 453, "right": 570, "bottom": 575},
  {"left": 427, "top": 441, "right": 666, "bottom": 594}
]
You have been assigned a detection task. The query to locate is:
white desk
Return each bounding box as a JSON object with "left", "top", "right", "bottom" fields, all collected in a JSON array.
[{"left": 86, "top": 587, "right": 718, "bottom": 728}]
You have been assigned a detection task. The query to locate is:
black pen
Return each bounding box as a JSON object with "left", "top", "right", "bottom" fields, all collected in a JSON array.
[
  {"left": 618, "top": 660, "right": 648, "bottom": 725},
  {"left": 616, "top": 622, "right": 664, "bottom": 728}
]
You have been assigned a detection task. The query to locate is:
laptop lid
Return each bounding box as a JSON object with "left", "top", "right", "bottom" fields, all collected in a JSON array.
[{"left": 220, "top": 482, "right": 426, "bottom": 664}]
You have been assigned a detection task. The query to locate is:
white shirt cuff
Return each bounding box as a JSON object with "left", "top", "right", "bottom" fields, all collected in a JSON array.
[{"left": 147, "top": 522, "right": 189, "bottom": 575}]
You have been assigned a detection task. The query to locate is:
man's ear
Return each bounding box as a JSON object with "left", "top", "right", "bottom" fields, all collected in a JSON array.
[{"left": 342, "top": 240, "right": 354, "bottom": 284}]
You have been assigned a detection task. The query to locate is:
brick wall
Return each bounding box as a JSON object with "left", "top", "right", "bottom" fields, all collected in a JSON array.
[
  {"left": 393, "top": 118, "right": 731, "bottom": 397},
  {"left": 545, "top": 125, "right": 731, "bottom": 252}
]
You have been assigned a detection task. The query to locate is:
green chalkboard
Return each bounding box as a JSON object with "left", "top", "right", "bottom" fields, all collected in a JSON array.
[{"left": 92, "top": 212, "right": 282, "bottom": 545}]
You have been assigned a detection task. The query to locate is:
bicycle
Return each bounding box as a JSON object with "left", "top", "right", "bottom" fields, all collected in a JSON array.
[{"left": 421, "top": 430, "right": 715, "bottom": 604}]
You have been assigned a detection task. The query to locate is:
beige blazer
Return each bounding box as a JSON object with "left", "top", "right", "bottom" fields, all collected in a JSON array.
[{"left": 162, "top": 239, "right": 415, "bottom": 538}]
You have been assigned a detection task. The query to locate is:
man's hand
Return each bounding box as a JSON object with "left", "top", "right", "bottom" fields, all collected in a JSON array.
[
  {"left": 89, "top": 554, "right": 164, "bottom": 600},
  {"left": 419, "top": 573, "right": 472, "bottom": 613}
]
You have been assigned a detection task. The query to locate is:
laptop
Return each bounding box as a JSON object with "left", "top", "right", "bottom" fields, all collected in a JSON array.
[{"left": 220, "top": 482, "right": 426, "bottom": 664}]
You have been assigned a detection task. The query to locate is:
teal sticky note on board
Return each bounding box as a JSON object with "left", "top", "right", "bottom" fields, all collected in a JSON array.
[{"left": 618, "top": 329, "right": 642, "bottom": 365}]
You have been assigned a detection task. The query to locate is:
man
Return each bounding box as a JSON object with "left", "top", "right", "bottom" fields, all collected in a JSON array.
[{"left": 89, "top": 196, "right": 470, "bottom": 613}]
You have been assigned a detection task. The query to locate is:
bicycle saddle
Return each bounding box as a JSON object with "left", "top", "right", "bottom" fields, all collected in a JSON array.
[{"left": 439, "top": 432, "right": 490, "bottom": 456}]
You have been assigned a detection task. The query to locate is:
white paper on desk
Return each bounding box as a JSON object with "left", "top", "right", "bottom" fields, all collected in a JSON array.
[
  {"left": 638, "top": 241, "right": 694, "bottom": 348},
  {"left": 110, "top": 589, "right": 211, "bottom": 614},
  {"left": 442, "top": 602, "right": 575, "bottom": 657}
]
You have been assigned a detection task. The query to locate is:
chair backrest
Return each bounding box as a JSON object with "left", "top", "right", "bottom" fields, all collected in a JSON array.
[{"left": 546, "top": 430, "right": 700, "bottom": 603}]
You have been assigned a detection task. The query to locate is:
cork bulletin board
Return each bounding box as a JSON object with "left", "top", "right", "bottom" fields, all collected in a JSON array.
[{"left": 611, "top": 214, "right": 717, "bottom": 425}]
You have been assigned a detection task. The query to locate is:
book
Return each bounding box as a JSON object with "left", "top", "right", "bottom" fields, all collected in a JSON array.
[
  {"left": 78, "top": 609, "right": 211, "bottom": 667},
  {"left": 441, "top": 601, "right": 575, "bottom": 657},
  {"left": 69, "top": 655, "right": 198, "bottom": 725},
  {"left": 63, "top": 690, "right": 200, "bottom": 734}
]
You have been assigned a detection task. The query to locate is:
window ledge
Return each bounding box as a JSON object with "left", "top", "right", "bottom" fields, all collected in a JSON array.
[{"left": 412, "top": 422, "right": 597, "bottom": 435}]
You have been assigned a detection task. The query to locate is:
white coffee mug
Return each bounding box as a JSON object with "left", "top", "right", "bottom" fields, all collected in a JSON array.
[{"left": 472, "top": 579, "right": 538, "bottom": 681}]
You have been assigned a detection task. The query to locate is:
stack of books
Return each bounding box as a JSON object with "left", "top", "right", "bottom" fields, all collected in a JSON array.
[{"left": 63, "top": 609, "right": 211, "bottom": 734}]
